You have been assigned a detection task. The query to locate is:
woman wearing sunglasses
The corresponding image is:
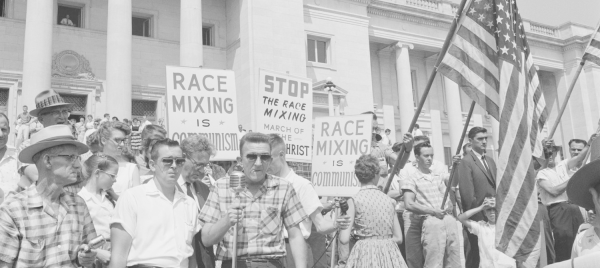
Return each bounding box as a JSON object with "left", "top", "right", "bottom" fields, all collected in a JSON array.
[
  {"left": 78, "top": 154, "right": 119, "bottom": 267},
  {"left": 87, "top": 121, "right": 141, "bottom": 198}
]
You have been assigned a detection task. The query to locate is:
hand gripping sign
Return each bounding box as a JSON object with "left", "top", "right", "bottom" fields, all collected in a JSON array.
[{"left": 311, "top": 114, "right": 373, "bottom": 197}]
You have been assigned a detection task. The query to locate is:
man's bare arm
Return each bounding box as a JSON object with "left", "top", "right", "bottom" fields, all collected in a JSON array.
[{"left": 108, "top": 224, "right": 133, "bottom": 268}]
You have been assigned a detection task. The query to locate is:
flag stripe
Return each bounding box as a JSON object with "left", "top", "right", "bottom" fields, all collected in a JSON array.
[
  {"left": 446, "top": 44, "right": 500, "bottom": 91},
  {"left": 456, "top": 27, "right": 500, "bottom": 71},
  {"left": 462, "top": 16, "right": 497, "bottom": 52}
]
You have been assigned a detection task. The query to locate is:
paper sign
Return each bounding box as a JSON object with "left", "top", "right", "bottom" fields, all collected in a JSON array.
[
  {"left": 311, "top": 114, "right": 372, "bottom": 197},
  {"left": 165, "top": 66, "right": 240, "bottom": 160},
  {"left": 257, "top": 70, "right": 313, "bottom": 162}
]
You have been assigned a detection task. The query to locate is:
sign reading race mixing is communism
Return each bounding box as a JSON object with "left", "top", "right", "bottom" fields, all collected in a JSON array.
[
  {"left": 311, "top": 114, "right": 372, "bottom": 197},
  {"left": 166, "top": 66, "right": 240, "bottom": 160},
  {"left": 257, "top": 70, "right": 313, "bottom": 162}
]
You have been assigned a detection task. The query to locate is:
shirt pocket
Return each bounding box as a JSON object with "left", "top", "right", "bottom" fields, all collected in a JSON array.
[
  {"left": 20, "top": 238, "right": 46, "bottom": 262},
  {"left": 261, "top": 207, "right": 281, "bottom": 235}
]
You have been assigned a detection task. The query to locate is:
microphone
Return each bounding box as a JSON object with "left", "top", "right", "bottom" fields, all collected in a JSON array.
[{"left": 229, "top": 165, "right": 246, "bottom": 194}]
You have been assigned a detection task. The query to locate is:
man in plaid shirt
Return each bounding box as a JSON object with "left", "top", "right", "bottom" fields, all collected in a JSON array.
[
  {"left": 0, "top": 125, "right": 97, "bottom": 267},
  {"left": 199, "top": 132, "right": 308, "bottom": 268}
]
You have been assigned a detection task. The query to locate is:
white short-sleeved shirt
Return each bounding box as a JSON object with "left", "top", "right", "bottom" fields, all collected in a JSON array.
[
  {"left": 111, "top": 179, "right": 199, "bottom": 268},
  {"left": 0, "top": 148, "right": 18, "bottom": 194},
  {"left": 78, "top": 187, "right": 114, "bottom": 239},
  {"left": 571, "top": 227, "right": 600, "bottom": 259},
  {"left": 113, "top": 162, "right": 138, "bottom": 195},
  {"left": 468, "top": 221, "right": 516, "bottom": 268},
  {"left": 392, "top": 160, "right": 447, "bottom": 211},
  {"left": 536, "top": 168, "right": 568, "bottom": 205},
  {"left": 283, "top": 170, "right": 323, "bottom": 239}
]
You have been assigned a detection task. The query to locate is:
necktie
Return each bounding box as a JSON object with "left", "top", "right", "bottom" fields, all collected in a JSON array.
[
  {"left": 185, "top": 182, "right": 195, "bottom": 199},
  {"left": 482, "top": 155, "right": 493, "bottom": 178}
]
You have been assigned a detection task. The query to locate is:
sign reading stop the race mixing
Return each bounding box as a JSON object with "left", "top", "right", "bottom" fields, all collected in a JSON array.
[
  {"left": 312, "top": 114, "right": 372, "bottom": 197},
  {"left": 257, "top": 70, "right": 313, "bottom": 162},
  {"left": 165, "top": 66, "right": 240, "bottom": 160}
]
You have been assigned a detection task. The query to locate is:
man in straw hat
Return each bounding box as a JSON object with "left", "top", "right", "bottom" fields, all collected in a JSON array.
[{"left": 0, "top": 125, "right": 98, "bottom": 267}]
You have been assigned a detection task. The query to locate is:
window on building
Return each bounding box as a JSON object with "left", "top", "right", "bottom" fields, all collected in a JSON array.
[
  {"left": 307, "top": 37, "right": 329, "bottom": 64},
  {"left": 0, "top": 0, "right": 6, "bottom": 18},
  {"left": 202, "top": 26, "right": 213, "bottom": 46},
  {"left": 57, "top": 4, "right": 82, "bottom": 27},
  {"left": 0, "top": 88, "right": 8, "bottom": 115},
  {"left": 132, "top": 16, "right": 152, "bottom": 37},
  {"left": 132, "top": 99, "right": 157, "bottom": 121}
]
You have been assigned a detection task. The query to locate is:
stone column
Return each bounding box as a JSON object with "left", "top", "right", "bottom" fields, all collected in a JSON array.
[
  {"left": 394, "top": 42, "right": 415, "bottom": 134},
  {"left": 21, "top": 0, "right": 55, "bottom": 108},
  {"left": 430, "top": 110, "right": 446, "bottom": 165},
  {"left": 105, "top": 0, "right": 132, "bottom": 120},
  {"left": 443, "top": 77, "right": 464, "bottom": 152},
  {"left": 180, "top": 0, "right": 203, "bottom": 67}
]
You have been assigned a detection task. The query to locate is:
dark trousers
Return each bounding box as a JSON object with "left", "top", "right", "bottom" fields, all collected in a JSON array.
[
  {"left": 398, "top": 212, "right": 406, "bottom": 259},
  {"left": 193, "top": 232, "right": 215, "bottom": 268},
  {"left": 548, "top": 202, "right": 584, "bottom": 262},
  {"left": 465, "top": 231, "right": 479, "bottom": 268},
  {"left": 222, "top": 258, "right": 285, "bottom": 268},
  {"left": 307, "top": 224, "right": 329, "bottom": 268},
  {"left": 539, "top": 202, "right": 556, "bottom": 265}
]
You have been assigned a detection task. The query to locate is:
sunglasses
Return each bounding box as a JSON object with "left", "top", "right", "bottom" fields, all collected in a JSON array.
[
  {"left": 246, "top": 154, "right": 272, "bottom": 162},
  {"left": 187, "top": 157, "right": 210, "bottom": 170},
  {"left": 47, "top": 154, "right": 81, "bottom": 163},
  {"left": 160, "top": 157, "right": 186, "bottom": 167}
]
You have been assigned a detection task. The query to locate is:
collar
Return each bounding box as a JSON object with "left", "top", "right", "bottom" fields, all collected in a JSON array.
[
  {"left": 471, "top": 149, "right": 484, "bottom": 160},
  {"left": 144, "top": 178, "right": 187, "bottom": 201},
  {"left": 26, "top": 184, "right": 76, "bottom": 209},
  {"left": 262, "top": 174, "right": 281, "bottom": 189},
  {"left": 78, "top": 187, "right": 108, "bottom": 203},
  {"left": 360, "top": 185, "right": 379, "bottom": 191},
  {"left": 284, "top": 170, "right": 297, "bottom": 181}
]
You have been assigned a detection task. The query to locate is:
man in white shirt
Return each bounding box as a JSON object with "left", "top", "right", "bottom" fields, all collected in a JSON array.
[
  {"left": 0, "top": 113, "right": 18, "bottom": 195},
  {"left": 266, "top": 134, "right": 350, "bottom": 268},
  {"left": 100, "top": 113, "right": 110, "bottom": 124},
  {"left": 109, "top": 139, "right": 199, "bottom": 268},
  {"left": 60, "top": 14, "right": 74, "bottom": 26}
]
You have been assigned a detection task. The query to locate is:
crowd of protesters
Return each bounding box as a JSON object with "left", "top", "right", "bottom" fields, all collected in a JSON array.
[{"left": 1, "top": 89, "right": 600, "bottom": 268}]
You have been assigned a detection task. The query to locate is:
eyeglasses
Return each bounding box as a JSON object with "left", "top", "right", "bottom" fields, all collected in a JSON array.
[
  {"left": 245, "top": 154, "right": 272, "bottom": 163},
  {"left": 187, "top": 156, "right": 210, "bottom": 170},
  {"left": 109, "top": 138, "right": 126, "bottom": 146},
  {"left": 99, "top": 170, "right": 117, "bottom": 179},
  {"left": 41, "top": 109, "right": 71, "bottom": 117},
  {"left": 47, "top": 154, "right": 81, "bottom": 163},
  {"left": 160, "top": 157, "right": 186, "bottom": 167}
]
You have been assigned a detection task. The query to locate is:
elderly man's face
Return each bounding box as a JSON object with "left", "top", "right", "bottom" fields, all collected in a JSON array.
[
  {"left": 38, "top": 107, "right": 70, "bottom": 127},
  {"left": 45, "top": 145, "right": 82, "bottom": 186},
  {"left": 241, "top": 142, "right": 272, "bottom": 185},
  {"left": 182, "top": 150, "right": 210, "bottom": 182},
  {"left": 0, "top": 116, "right": 9, "bottom": 149}
]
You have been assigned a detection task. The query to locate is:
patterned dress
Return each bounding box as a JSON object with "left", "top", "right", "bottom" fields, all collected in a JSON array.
[
  {"left": 130, "top": 125, "right": 142, "bottom": 150},
  {"left": 346, "top": 185, "right": 408, "bottom": 268}
]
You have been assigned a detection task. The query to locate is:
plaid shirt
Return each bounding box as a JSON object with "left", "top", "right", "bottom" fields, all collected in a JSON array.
[
  {"left": 0, "top": 185, "right": 97, "bottom": 267},
  {"left": 198, "top": 174, "right": 308, "bottom": 260},
  {"left": 401, "top": 167, "right": 450, "bottom": 215}
]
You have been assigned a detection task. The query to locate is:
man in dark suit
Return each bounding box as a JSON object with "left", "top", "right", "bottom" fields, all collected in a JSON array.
[
  {"left": 180, "top": 135, "right": 218, "bottom": 268},
  {"left": 456, "top": 126, "right": 496, "bottom": 268}
]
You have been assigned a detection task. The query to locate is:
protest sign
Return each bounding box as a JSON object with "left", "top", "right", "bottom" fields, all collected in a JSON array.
[
  {"left": 257, "top": 70, "right": 313, "bottom": 162},
  {"left": 165, "top": 66, "right": 240, "bottom": 160},
  {"left": 311, "top": 114, "right": 372, "bottom": 197}
]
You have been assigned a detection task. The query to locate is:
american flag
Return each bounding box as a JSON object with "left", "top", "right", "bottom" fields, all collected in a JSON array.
[
  {"left": 437, "top": 0, "right": 548, "bottom": 266},
  {"left": 583, "top": 24, "right": 600, "bottom": 66}
]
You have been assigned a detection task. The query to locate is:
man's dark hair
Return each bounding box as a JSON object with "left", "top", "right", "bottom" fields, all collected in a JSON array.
[
  {"left": 414, "top": 135, "right": 430, "bottom": 143},
  {"left": 414, "top": 142, "right": 432, "bottom": 156},
  {"left": 468, "top": 126, "right": 487, "bottom": 139},
  {"left": 385, "top": 129, "right": 391, "bottom": 133},
  {"left": 267, "top": 134, "right": 286, "bottom": 155},
  {"left": 414, "top": 124, "right": 420, "bottom": 128},
  {"left": 239, "top": 132, "right": 271, "bottom": 156},
  {"left": 150, "top": 138, "right": 180, "bottom": 161},
  {"left": 112, "top": 117, "right": 119, "bottom": 121},
  {"left": 23, "top": 105, "right": 27, "bottom": 109},
  {"left": 568, "top": 139, "right": 588, "bottom": 147},
  {"left": 104, "top": 113, "right": 110, "bottom": 117},
  {"left": 362, "top": 111, "right": 377, "bottom": 121}
]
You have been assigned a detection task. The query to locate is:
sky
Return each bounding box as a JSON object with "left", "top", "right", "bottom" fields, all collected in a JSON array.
[{"left": 451, "top": 0, "right": 600, "bottom": 28}]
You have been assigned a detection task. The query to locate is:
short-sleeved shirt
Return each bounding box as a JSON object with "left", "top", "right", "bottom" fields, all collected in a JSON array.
[
  {"left": 0, "top": 185, "right": 97, "bottom": 267},
  {"left": 198, "top": 174, "right": 308, "bottom": 260},
  {"left": 0, "top": 148, "right": 18, "bottom": 194},
  {"left": 556, "top": 159, "right": 577, "bottom": 181},
  {"left": 78, "top": 187, "right": 114, "bottom": 239},
  {"left": 371, "top": 142, "right": 394, "bottom": 175},
  {"left": 401, "top": 168, "right": 450, "bottom": 214},
  {"left": 571, "top": 227, "right": 600, "bottom": 259},
  {"left": 17, "top": 112, "right": 31, "bottom": 124},
  {"left": 111, "top": 179, "right": 199, "bottom": 268},
  {"left": 283, "top": 170, "right": 323, "bottom": 239},
  {"left": 536, "top": 168, "right": 567, "bottom": 205},
  {"left": 468, "top": 221, "right": 516, "bottom": 268}
]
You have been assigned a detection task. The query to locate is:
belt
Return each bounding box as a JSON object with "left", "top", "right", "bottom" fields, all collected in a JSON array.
[
  {"left": 127, "top": 265, "right": 163, "bottom": 268},
  {"left": 356, "top": 235, "right": 392, "bottom": 240},
  {"left": 222, "top": 257, "right": 284, "bottom": 265},
  {"left": 548, "top": 201, "right": 568, "bottom": 209}
]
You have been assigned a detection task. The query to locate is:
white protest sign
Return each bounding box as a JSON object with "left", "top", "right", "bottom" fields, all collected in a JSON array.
[
  {"left": 312, "top": 114, "right": 372, "bottom": 197},
  {"left": 257, "top": 70, "right": 312, "bottom": 162},
  {"left": 166, "top": 66, "right": 240, "bottom": 160}
]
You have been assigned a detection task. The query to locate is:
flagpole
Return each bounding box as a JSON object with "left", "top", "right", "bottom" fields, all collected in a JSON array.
[
  {"left": 547, "top": 21, "right": 600, "bottom": 139},
  {"left": 441, "top": 101, "right": 476, "bottom": 210},
  {"left": 383, "top": 0, "right": 471, "bottom": 194}
]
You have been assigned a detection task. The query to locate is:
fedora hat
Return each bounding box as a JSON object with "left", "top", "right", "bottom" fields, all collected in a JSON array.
[
  {"left": 566, "top": 159, "right": 600, "bottom": 211},
  {"left": 19, "top": 125, "right": 89, "bottom": 164},
  {"left": 29, "top": 89, "right": 75, "bottom": 117}
]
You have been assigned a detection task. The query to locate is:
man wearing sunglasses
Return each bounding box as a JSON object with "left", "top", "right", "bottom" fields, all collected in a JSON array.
[
  {"left": 110, "top": 138, "right": 201, "bottom": 268},
  {"left": 199, "top": 132, "right": 309, "bottom": 268},
  {"left": 0, "top": 125, "right": 97, "bottom": 267}
]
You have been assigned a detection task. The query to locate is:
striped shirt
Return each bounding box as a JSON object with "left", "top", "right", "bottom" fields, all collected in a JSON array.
[
  {"left": 0, "top": 185, "right": 97, "bottom": 267},
  {"left": 198, "top": 174, "right": 308, "bottom": 260},
  {"left": 401, "top": 168, "right": 450, "bottom": 215}
]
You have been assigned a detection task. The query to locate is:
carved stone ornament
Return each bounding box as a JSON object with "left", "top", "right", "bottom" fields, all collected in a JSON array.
[{"left": 52, "top": 50, "right": 96, "bottom": 80}]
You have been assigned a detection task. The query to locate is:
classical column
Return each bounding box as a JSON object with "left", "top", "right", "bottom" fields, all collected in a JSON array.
[
  {"left": 105, "top": 0, "right": 132, "bottom": 119},
  {"left": 430, "top": 110, "right": 446, "bottom": 164},
  {"left": 21, "top": 0, "right": 55, "bottom": 108},
  {"left": 394, "top": 42, "right": 415, "bottom": 134},
  {"left": 443, "top": 77, "right": 464, "bottom": 152},
  {"left": 180, "top": 0, "right": 203, "bottom": 67}
]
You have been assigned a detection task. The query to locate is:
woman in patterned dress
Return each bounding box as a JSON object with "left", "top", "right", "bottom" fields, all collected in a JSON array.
[
  {"left": 341, "top": 155, "right": 408, "bottom": 268},
  {"left": 130, "top": 118, "right": 142, "bottom": 155}
]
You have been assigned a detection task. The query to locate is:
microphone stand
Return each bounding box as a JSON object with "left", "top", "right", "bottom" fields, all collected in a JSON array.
[{"left": 232, "top": 194, "right": 240, "bottom": 268}]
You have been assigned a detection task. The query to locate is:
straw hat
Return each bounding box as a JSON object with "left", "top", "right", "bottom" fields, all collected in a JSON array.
[
  {"left": 19, "top": 125, "right": 89, "bottom": 164},
  {"left": 566, "top": 159, "right": 600, "bottom": 211},
  {"left": 29, "top": 89, "right": 75, "bottom": 117}
]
